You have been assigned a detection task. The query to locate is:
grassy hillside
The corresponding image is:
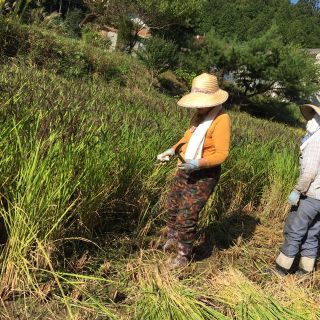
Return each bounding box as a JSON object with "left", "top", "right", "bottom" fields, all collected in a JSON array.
[{"left": 1, "top": 18, "right": 319, "bottom": 320}]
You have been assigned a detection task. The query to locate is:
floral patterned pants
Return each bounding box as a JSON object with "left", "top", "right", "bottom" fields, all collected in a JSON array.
[{"left": 164, "top": 166, "right": 221, "bottom": 256}]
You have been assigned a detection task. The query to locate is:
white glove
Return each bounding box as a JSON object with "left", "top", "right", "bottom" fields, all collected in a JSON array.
[
  {"left": 288, "top": 190, "right": 300, "bottom": 206},
  {"left": 157, "top": 148, "right": 174, "bottom": 162}
]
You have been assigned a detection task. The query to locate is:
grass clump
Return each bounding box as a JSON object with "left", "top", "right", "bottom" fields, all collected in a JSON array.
[
  {"left": 210, "top": 269, "right": 319, "bottom": 320},
  {"left": 131, "top": 258, "right": 229, "bottom": 320}
]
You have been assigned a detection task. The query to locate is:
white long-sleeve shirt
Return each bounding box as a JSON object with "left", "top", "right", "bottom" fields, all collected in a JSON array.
[{"left": 295, "top": 135, "right": 320, "bottom": 200}]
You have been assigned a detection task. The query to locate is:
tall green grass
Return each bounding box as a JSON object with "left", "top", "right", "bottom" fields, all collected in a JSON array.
[
  {"left": 0, "top": 61, "right": 180, "bottom": 302},
  {"left": 0, "top": 60, "right": 301, "bottom": 283},
  {"left": 261, "top": 148, "right": 300, "bottom": 219}
]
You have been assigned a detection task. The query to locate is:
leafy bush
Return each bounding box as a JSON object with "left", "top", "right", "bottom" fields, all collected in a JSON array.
[
  {"left": 24, "top": 6, "right": 46, "bottom": 25},
  {"left": 182, "top": 27, "right": 320, "bottom": 101},
  {"left": 40, "top": 11, "right": 69, "bottom": 35},
  {"left": 137, "top": 36, "right": 178, "bottom": 76},
  {"left": 0, "top": 16, "right": 26, "bottom": 58},
  {"left": 116, "top": 17, "right": 139, "bottom": 53},
  {"left": 64, "top": 8, "right": 84, "bottom": 38},
  {"left": 175, "top": 68, "right": 197, "bottom": 87},
  {"left": 82, "top": 26, "right": 111, "bottom": 51}
]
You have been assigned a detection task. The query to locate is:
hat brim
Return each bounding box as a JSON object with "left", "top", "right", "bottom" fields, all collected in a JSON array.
[
  {"left": 177, "top": 89, "right": 229, "bottom": 108},
  {"left": 300, "top": 104, "right": 320, "bottom": 120}
]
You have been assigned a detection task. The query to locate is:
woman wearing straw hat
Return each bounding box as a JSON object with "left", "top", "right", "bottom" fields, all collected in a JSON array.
[
  {"left": 157, "top": 73, "right": 231, "bottom": 269},
  {"left": 275, "top": 95, "right": 320, "bottom": 275}
]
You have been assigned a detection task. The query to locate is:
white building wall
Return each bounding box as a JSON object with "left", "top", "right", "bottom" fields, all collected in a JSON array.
[{"left": 107, "top": 31, "right": 118, "bottom": 51}]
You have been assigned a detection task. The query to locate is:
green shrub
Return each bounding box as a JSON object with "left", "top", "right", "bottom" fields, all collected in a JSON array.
[
  {"left": 25, "top": 29, "right": 90, "bottom": 76},
  {"left": 137, "top": 36, "right": 179, "bottom": 76},
  {"left": 0, "top": 17, "right": 26, "bottom": 59},
  {"left": 175, "top": 68, "right": 197, "bottom": 87},
  {"left": 116, "top": 17, "right": 138, "bottom": 53},
  {"left": 25, "top": 6, "right": 46, "bottom": 25},
  {"left": 40, "top": 11, "right": 68, "bottom": 35},
  {"left": 64, "top": 8, "right": 84, "bottom": 38},
  {"left": 82, "top": 26, "right": 111, "bottom": 51}
]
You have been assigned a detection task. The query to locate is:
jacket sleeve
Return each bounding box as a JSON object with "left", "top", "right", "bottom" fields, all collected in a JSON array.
[
  {"left": 294, "top": 139, "right": 320, "bottom": 194},
  {"left": 171, "top": 130, "right": 190, "bottom": 152},
  {"left": 203, "top": 114, "right": 231, "bottom": 167}
]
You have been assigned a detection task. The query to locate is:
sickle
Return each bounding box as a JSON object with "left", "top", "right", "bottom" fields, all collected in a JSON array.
[{"left": 175, "top": 143, "right": 186, "bottom": 163}]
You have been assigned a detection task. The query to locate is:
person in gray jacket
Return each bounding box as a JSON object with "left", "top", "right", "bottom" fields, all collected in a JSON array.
[{"left": 276, "top": 95, "right": 320, "bottom": 275}]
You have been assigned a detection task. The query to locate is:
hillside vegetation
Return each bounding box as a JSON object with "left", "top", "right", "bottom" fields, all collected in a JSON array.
[{"left": 0, "top": 17, "right": 320, "bottom": 320}]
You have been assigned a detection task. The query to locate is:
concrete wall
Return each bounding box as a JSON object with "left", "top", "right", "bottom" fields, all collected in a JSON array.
[{"left": 107, "top": 31, "right": 118, "bottom": 51}]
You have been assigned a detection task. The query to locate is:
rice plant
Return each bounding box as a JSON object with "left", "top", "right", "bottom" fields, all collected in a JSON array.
[
  {"left": 210, "top": 269, "right": 318, "bottom": 320},
  {"left": 133, "top": 263, "right": 230, "bottom": 320}
]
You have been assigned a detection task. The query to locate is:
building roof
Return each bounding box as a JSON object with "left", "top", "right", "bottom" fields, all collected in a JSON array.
[{"left": 137, "top": 27, "right": 151, "bottom": 39}]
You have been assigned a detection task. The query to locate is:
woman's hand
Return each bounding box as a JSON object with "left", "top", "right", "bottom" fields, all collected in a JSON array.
[
  {"left": 178, "top": 159, "right": 200, "bottom": 173},
  {"left": 157, "top": 148, "right": 174, "bottom": 162},
  {"left": 288, "top": 190, "right": 300, "bottom": 206}
]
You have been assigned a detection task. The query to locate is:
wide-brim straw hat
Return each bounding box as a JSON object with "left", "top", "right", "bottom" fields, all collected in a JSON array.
[
  {"left": 177, "top": 73, "right": 228, "bottom": 108},
  {"left": 300, "top": 94, "right": 320, "bottom": 120}
]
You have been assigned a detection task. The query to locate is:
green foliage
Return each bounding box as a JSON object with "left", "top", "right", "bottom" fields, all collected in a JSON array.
[
  {"left": 26, "top": 28, "right": 91, "bottom": 77},
  {"left": 116, "top": 17, "right": 139, "bottom": 53},
  {"left": 0, "top": 16, "right": 25, "bottom": 57},
  {"left": 139, "top": 0, "right": 204, "bottom": 17},
  {"left": 137, "top": 36, "right": 178, "bottom": 75},
  {"left": 35, "top": 8, "right": 83, "bottom": 38},
  {"left": 85, "top": 0, "right": 204, "bottom": 41},
  {"left": 64, "top": 8, "right": 83, "bottom": 38},
  {"left": 39, "top": 11, "right": 69, "bottom": 35},
  {"left": 175, "top": 68, "right": 197, "bottom": 87},
  {"left": 0, "top": 18, "right": 145, "bottom": 82},
  {"left": 1, "top": 0, "right": 87, "bottom": 18},
  {"left": 190, "top": 27, "right": 320, "bottom": 100},
  {"left": 3, "top": 0, "right": 320, "bottom": 50},
  {"left": 199, "top": 0, "right": 320, "bottom": 47},
  {"left": 25, "top": 6, "right": 46, "bottom": 24},
  {"left": 6, "top": 0, "right": 35, "bottom": 17},
  {"left": 81, "top": 26, "right": 111, "bottom": 50},
  {"left": 279, "top": 0, "right": 320, "bottom": 47},
  {"left": 137, "top": 0, "right": 205, "bottom": 27}
]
